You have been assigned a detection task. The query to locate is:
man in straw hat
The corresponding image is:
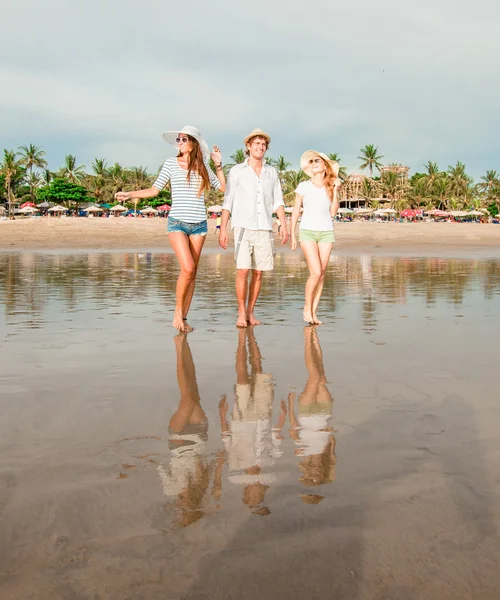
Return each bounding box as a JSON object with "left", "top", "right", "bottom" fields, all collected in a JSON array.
[{"left": 219, "top": 129, "right": 288, "bottom": 327}]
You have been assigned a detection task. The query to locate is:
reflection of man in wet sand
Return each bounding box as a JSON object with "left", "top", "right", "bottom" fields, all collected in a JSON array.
[
  {"left": 288, "top": 327, "right": 336, "bottom": 500},
  {"left": 157, "top": 333, "right": 224, "bottom": 527},
  {"left": 219, "top": 327, "right": 286, "bottom": 515}
]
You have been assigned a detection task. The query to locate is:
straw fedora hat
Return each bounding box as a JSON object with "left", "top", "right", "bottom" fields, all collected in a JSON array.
[
  {"left": 300, "top": 150, "right": 339, "bottom": 178},
  {"left": 244, "top": 128, "right": 271, "bottom": 146},
  {"left": 161, "top": 125, "right": 210, "bottom": 158}
]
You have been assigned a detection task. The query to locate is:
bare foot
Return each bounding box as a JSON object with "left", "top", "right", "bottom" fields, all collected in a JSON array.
[
  {"left": 172, "top": 310, "right": 185, "bottom": 331},
  {"left": 236, "top": 311, "right": 248, "bottom": 328},
  {"left": 312, "top": 315, "right": 323, "bottom": 325},
  {"left": 247, "top": 313, "right": 261, "bottom": 326},
  {"left": 183, "top": 318, "right": 194, "bottom": 333},
  {"left": 303, "top": 308, "right": 314, "bottom": 324}
]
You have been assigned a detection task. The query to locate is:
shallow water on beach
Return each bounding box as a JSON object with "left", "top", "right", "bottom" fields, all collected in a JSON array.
[{"left": 1, "top": 251, "right": 500, "bottom": 600}]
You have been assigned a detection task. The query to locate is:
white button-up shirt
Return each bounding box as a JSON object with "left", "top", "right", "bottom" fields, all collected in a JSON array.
[{"left": 222, "top": 159, "right": 284, "bottom": 230}]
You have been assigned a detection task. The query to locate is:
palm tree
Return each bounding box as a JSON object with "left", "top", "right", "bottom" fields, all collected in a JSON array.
[
  {"left": 478, "top": 170, "right": 499, "bottom": 195},
  {"left": 41, "top": 169, "right": 53, "bottom": 186},
  {"left": 229, "top": 149, "right": 246, "bottom": 165},
  {"left": 0, "top": 150, "right": 21, "bottom": 215},
  {"left": 327, "top": 153, "right": 348, "bottom": 181},
  {"left": 91, "top": 158, "right": 108, "bottom": 177},
  {"left": 60, "top": 154, "right": 85, "bottom": 183},
  {"left": 24, "top": 171, "right": 43, "bottom": 201},
  {"left": 18, "top": 144, "right": 47, "bottom": 173},
  {"left": 107, "top": 163, "right": 127, "bottom": 196},
  {"left": 17, "top": 144, "right": 48, "bottom": 201},
  {"left": 86, "top": 175, "right": 107, "bottom": 204},
  {"left": 282, "top": 170, "right": 308, "bottom": 205},
  {"left": 446, "top": 162, "right": 473, "bottom": 206},
  {"left": 380, "top": 171, "right": 403, "bottom": 205},
  {"left": 128, "top": 166, "right": 151, "bottom": 190},
  {"left": 432, "top": 177, "right": 450, "bottom": 210},
  {"left": 358, "top": 144, "right": 384, "bottom": 177}
]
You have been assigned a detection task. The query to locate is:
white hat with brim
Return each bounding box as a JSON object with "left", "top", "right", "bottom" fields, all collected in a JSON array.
[
  {"left": 244, "top": 128, "right": 271, "bottom": 146},
  {"left": 300, "top": 150, "right": 339, "bottom": 178},
  {"left": 161, "top": 125, "right": 210, "bottom": 158}
]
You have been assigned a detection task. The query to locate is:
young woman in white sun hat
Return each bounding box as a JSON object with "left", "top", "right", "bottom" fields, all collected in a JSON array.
[
  {"left": 116, "top": 125, "right": 226, "bottom": 332},
  {"left": 290, "top": 151, "right": 341, "bottom": 325}
]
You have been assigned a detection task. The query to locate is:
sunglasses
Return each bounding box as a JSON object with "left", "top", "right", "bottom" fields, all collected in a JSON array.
[
  {"left": 309, "top": 157, "right": 323, "bottom": 164},
  {"left": 176, "top": 136, "right": 189, "bottom": 144}
]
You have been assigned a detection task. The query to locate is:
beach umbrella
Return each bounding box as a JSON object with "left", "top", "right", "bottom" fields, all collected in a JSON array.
[
  {"left": 400, "top": 209, "right": 419, "bottom": 218},
  {"left": 381, "top": 208, "right": 397, "bottom": 214},
  {"left": 83, "top": 205, "right": 103, "bottom": 212},
  {"left": 109, "top": 204, "right": 127, "bottom": 212},
  {"left": 468, "top": 210, "right": 483, "bottom": 216},
  {"left": 19, "top": 206, "right": 38, "bottom": 214},
  {"left": 140, "top": 207, "right": 158, "bottom": 214},
  {"left": 20, "top": 201, "right": 37, "bottom": 208},
  {"left": 337, "top": 207, "right": 354, "bottom": 214},
  {"left": 37, "top": 201, "right": 52, "bottom": 209},
  {"left": 48, "top": 205, "right": 67, "bottom": 212},
  {"left": 449, "top": 210, "right": 468, "bottom": 217},
  {"left": 207, "top": 205, "right": 223, "bottom": 213},
  {"left": 157, "top": 204, "right": 171, "bottom": 211}
]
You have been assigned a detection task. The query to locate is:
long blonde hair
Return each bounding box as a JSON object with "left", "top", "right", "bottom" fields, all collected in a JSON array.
[
  {"left": 178, "top": 136, "right": 211, "bottom": 198},
  {"left": 322, "top": 161, "right": 336, "bottom": 203}
]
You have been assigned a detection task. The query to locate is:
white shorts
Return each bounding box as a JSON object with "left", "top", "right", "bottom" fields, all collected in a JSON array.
[{"left": 233, "top": 227, "right": 275, "bottom": 271}]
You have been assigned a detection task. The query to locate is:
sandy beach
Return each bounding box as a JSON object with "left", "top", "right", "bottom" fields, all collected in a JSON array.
[{"left": 1, "top": 217, "right": 500, "bottom": 252}]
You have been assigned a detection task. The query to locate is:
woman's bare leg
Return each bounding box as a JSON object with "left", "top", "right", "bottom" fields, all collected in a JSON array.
[
  {"left": 168, "top": 232, "right": 206, "bottom": 331},
  {"left": 311, "top": 242, "right": 333, "bottom": 324},
  {"left": 300, "top": 241, "right": 322, "bottom": 323},
  {"left": 182, "top": 234, "right": 206, "bottom": 331}
]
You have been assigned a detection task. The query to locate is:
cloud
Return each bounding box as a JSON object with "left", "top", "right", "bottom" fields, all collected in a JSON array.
[{"left": 1, "top": 0, "right": 499, "bottom": 178}]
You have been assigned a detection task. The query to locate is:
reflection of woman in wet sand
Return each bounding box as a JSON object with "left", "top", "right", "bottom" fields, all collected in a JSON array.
[
  {"left": 157, "top": 333, "right": 224, "bottom": 527},
  {"left": 219, "top": 327, "right": 286, "bottom": 515},
  {"left": 288, "top": 327, "right": 336, "bottom": 497}
]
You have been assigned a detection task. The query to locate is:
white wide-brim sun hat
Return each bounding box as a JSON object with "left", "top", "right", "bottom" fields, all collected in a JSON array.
[
  {"left": 300, "top": 150, "right": 339, "bottom": 178},
  {"left": 162, "top": 125, "right": 210, "bottom": 158}
]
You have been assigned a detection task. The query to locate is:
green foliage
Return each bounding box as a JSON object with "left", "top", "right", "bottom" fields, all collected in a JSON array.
[{"left": 37, "top": 178, "right": 88, "bottom": 206}]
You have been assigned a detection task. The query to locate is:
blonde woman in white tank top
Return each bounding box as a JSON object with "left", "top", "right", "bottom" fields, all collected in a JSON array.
[{"left": 290, "top": 151, "right": 341, "bottom": 324}]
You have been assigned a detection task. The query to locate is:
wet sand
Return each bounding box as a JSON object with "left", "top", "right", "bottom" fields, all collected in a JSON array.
[
  {"left": 1, "top": 217, "right": 500, "bottom": 253},
  {"left": 1, "top": 252, "right": 500, "bottom": 599}
]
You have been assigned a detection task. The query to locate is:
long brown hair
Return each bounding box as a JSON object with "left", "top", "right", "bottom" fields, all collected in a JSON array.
[
  {"left": 178, "top": 136, "right": 211, "bottom": 198},
  {"left": 322, "top": 161, "right": 336, "bottom": 202}
]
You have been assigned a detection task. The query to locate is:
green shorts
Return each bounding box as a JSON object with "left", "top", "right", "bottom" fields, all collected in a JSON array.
[{"left": 299, "top": 229, "right": 335, "bottom": 243}]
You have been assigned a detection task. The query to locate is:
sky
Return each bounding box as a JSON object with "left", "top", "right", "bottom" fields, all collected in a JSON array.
[{"left": 1, "top": 0, "right": 499, "bottom": 180}]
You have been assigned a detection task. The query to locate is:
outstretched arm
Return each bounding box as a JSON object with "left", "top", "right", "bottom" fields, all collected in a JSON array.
[{"left": 115, "top": 187, "right": 160, "bottom": 202}]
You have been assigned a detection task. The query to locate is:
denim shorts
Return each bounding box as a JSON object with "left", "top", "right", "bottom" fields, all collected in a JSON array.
[{"left": 167, "top": 216, "right": 208, "bottom": 237}]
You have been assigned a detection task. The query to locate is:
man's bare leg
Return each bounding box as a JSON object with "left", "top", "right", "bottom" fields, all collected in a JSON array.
[
  {"left": 236, "top": 269, "right": 250, "bottom": 327},
  {"left": 247, "top": 270, "right": 263, "bottom": 325}
]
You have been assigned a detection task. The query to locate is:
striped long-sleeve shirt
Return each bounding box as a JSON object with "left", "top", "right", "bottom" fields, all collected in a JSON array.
[{"left": 153, "top": 158, "right": 220, "bottom": 223}]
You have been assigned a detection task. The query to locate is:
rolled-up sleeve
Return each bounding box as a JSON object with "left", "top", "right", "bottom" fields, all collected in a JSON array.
[
  {"left": 272, "top": 171, "right": 284, "bottom": 211},
  {"left": 222, "top": 168, "right": 236, "bottom": 212}
]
